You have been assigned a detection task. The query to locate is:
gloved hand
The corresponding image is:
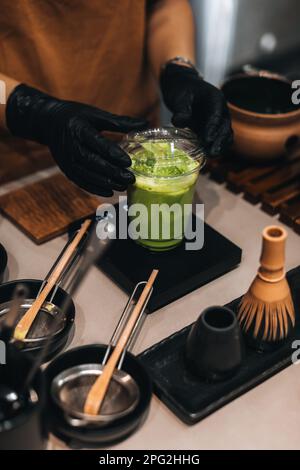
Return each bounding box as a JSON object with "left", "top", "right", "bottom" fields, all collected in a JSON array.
[
  {"left": 160, "top": 63, "right": 233, "bottom": 156},
  {"left": 6, "top": 84, "right": 147, "bottom": 196}
]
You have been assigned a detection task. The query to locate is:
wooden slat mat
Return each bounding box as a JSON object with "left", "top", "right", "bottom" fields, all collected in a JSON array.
[
  {"left": 204, "top": 147, "right": 300, "bottom": 235},
  {"left": 0, "top": 173, "right": 100, "bottom": 243}
]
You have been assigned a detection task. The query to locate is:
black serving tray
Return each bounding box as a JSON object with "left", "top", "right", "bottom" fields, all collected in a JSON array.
[
  {"left": 98, "top": 205, "right": 242, "bottom": 313},
  {"left": 139, "top": 265, "right": 300, "bottom": 425}
]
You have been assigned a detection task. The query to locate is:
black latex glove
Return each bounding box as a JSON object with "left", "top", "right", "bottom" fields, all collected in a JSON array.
[
  {"left": 160, "top": 63, "right": 233, "bottom": 156},
  {"left": 6, "top": 84, "right": 147, "bottom": 196}
]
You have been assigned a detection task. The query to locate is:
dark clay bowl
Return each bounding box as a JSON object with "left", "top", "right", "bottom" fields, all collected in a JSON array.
[
  {"left": 0, "top": 244, "right": 7, "bottom": 284},
  {"left": 45, "top": 344, "right": 152, "bottom": 449},
  {"left": 0, "top": 345, "right": 47, "bottom": 449}
]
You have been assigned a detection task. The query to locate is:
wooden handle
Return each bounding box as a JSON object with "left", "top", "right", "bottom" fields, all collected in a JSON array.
[
  {"left": 14, "top": 219, "right": 92, "bottom": 341},
  {"left": 84, "top": 269, "right": 159, "bottom": 416},
  {"left": 259, "top": 225, "right": 287, "bottom": 281}
]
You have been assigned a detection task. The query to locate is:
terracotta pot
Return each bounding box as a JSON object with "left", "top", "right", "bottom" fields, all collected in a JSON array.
[{"left": 222, "top": 70, "right": 300, "bottom": 161}]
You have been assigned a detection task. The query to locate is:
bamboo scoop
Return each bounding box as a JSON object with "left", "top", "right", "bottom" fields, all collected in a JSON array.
[
  {"left": 14, "top": 219, "right": 92, "bottom": 341},
  {"left": 238, "top": 225, "right": 295, "bottom": 343},
  {"left": 84, "top": 269, "right": 159, "bottom": 416}
]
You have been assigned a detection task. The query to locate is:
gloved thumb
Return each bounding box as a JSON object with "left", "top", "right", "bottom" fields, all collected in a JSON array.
[
  {"left": 112, "top": 115, "right": 149, "bottom": 133},
  {"left": 86, "top": 107, "right": 148, "bottom": 133},
  {"left": 171, "top": 104, "right": 193, "bottom": 128}
]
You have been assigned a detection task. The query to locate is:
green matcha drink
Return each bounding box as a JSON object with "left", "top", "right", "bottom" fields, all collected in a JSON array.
[{"left": 123, "top": 128, "right": 205, "bottom": 252}]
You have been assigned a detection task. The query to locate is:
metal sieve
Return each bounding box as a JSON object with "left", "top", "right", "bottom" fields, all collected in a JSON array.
[
  {"left": 0, "top": 223, "right": 91, "bottom": 350},
  {"left": 0, "top": 299, "right": 66, "bottom": 349},
  {"left": 51, "top": 364, "right": 139, "bottom": 427}
]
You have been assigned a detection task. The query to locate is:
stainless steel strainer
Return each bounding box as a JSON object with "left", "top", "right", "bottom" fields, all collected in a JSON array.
[
  {"left": 0, "top": 225, "right": 89, "bottom": 349},
  {"left": 51, "top": 364, "right": 140, "bottom": 427},
  {"left": 51, "top": 281, "right": 153, "bottom": 428},
  {"left": 0, "top": 300, "right": 66, "bottom": 349}
]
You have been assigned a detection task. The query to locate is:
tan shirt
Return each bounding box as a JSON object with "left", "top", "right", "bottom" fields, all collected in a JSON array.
[{"left": 0, "top": 0, "right": 159, "bottom": 177}]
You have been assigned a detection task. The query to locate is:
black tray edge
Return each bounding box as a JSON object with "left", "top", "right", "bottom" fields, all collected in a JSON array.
[{"left": 150, "top": 353, "right": 292, "bottom": 425}]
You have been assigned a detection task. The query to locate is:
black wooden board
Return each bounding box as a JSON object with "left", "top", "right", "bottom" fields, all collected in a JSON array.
[
  {"left": 138, "top": 266, "right": 300, "bottom": 424},
  {"left": 98, "top": 206, "right": 242, "bottom": 313}
]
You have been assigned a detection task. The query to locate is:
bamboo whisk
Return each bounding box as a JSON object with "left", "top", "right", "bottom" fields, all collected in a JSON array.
[{"left": 238, "top": 226, "right": 295, "bottom": 343}]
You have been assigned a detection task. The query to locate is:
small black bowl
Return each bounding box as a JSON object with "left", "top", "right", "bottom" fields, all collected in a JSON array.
[
  {"left": 0, "top": 279, "right": 75, "bottom": 362},
  {"left": 186, "top": 306, "right": 243, "bottom": 382},
  {"left": 0, "top": 244, "right": 7, "bottom": 284},
  {"left": 0, "top": 345, "right": 47, "bottom": 449},
  {"left": 45, "top": 344, "right": 152, "bottom": 448}
]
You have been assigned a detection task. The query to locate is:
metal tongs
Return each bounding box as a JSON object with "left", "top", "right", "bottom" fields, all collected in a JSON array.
[
  {"left": 103, "top": 280, "right": 154, "bottom": 371},
  {"left": 84, "top": 269, "right": 158, "bottom": 415},
  {"left": 22, "top": 218, "right": 115, "bottom": 391},
  {"left": 13, "top": 220, "right": 92, "bottom": 341},
  {"left": 50, "top": 274, "right": 156, "bottom": 426}
]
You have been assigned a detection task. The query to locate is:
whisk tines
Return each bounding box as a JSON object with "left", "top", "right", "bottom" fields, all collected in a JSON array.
[{"left": 238, "top": 291, "right": 295, "bottom": 342}]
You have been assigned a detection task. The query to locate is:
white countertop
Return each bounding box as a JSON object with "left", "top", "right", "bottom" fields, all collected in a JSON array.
[{"left": 1, "top": 173, "right": 300, "bottom": 450}]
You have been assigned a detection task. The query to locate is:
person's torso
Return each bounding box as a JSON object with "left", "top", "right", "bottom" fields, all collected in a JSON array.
[
  {"left": 0, "top": 0, "right": 159, "bottom": 176},
  {"left": 0, "top": 0, "right": 158, "bottom": 117}
]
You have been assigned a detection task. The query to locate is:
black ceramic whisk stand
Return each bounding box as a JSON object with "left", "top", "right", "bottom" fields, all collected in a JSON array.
[{"left": 186, "top": 306, "right": 243, "bottom": 383}]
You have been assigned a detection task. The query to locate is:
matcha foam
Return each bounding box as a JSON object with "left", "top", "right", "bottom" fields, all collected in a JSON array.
[{"left": 130, "top": 141, "right": 199, "bottom": 178}]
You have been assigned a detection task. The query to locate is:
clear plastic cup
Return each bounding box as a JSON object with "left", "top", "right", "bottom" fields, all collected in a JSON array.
[{"left": 121, "top": 127, "right": 206, "bottom": 252}]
